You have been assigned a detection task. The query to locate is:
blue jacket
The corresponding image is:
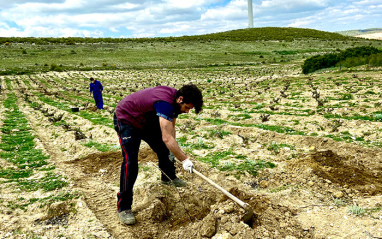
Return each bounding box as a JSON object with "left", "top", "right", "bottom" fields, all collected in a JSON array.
[{"left": 90, "top": 80, "right": 103, "bottom": 95}]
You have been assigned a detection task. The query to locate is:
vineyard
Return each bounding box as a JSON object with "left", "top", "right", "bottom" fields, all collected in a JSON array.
[{"left": 1, "top": 29, "right": 382, "bottom": 238}]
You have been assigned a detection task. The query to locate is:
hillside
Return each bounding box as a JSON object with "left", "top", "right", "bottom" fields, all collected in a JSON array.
[
  {"left": 180, "top": 27, "right": 353, "bottom": 42},
  {"left": 0, "top": 27, "right": 354, "bottom": 44},
  {"left": 1, "top": 26, "right": 378, "bottom": 76},
  {"left": 337, "top": 28, "right": 382, "bottom": 37},
  {"left": 337, "top": 28, "right": 382, "bottom": 40}
]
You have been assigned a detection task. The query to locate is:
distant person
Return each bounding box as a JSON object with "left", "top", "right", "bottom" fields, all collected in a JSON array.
[
  {"left": 113, "top": 84, "right": 203, "bottom": 225},
  {"left": 89, "top": 77, "right": 103, "bottom": 109}
]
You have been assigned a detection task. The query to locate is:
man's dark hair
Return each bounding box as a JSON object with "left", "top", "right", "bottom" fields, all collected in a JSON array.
[
  {"left": 176, "top": 84, "right": 203, "bottom": 114},
  {"left": 90, "top": 77, "right": 94, "bottom": 81}
]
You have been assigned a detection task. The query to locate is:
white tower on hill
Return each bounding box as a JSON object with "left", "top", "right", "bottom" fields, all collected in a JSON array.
[{"left": 248, "top": 0, "right": 254, "bottom": 28}]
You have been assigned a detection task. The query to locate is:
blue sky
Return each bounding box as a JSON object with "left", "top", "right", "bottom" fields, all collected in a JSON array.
[{"left": 0, "top": 0, "right": 381, "bottom": 38}]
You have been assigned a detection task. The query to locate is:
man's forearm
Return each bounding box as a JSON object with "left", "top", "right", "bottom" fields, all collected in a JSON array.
[{"left": 163, "top": 137, "right": 187, "bottom": 161}]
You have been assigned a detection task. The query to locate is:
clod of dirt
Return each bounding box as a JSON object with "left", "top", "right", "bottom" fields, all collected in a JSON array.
[
  {"left": 45, "top": 201, "right": 73, "bottom": 220},
  {"left": 199, "top": 214, "right": 217, "bottom": 237},
  {"left": 137, "top": 199, "right": 167, "bottom": 222}
]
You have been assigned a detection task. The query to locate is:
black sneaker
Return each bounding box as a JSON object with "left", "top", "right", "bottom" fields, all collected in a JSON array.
[
  {"left": 161, "top": 178, "right": 187, "bottom": 187},
  {"left": 117, "top": 210, "right": 135, "bottom": 225}
]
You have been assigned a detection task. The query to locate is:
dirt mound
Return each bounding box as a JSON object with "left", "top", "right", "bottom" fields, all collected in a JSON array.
[
  {"left": 289, "top": 150, "right": 382, "bottom": 195},
  {"left": 125, "top": 182, "right": 311, "bottom": 238},
  {"left": 67, "top": 150, "right": 312, "bottom": 238}
]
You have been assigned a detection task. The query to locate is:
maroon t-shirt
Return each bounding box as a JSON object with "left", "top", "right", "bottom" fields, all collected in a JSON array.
[{"left": 115, "top": 86, "right": 177, "bottom": 129}]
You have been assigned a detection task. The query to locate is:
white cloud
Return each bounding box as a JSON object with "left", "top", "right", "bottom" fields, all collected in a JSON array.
[
  {"left": 113, "top": 2, "right": 139, "bottom": 10},
  {"left": 201, "top": 0, "right": 246, "bottom": 21},
  {"left": 287, "top": 17, "right": 316, "bottom": 28},
  {"left": 343, "top": 8, "right": 361, "bottom": 14},
  {"left": 0, "top": 0, "right": 380, "bottom": 37},
  {"left": 355, "top": 0, "right": 382, "bottom": 6},
  {"left": 0, "top": 24, "right": 104, "bottom": 38},
  {"left": 164, "top": 0, "right": 208, "bottom": 9},
  {"left": 261, "top": 0, "right": 328, "bottom": 9},
  {"left": 160, "top": 24, "right": 191, "bottom": 34},
  {"left": 23, "top": 26, "right": 104, "bottom": 37},
  {"left": 0, "top": 26, "right": 26, "bottom": 37}
]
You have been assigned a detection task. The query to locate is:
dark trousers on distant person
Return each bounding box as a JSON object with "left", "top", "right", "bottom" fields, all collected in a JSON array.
[
  {"left": 113, "top": 114, "right": 176, "bottom": 212},
  {"left": 93, "top": 93, "right": 103, "bottom": 109}
]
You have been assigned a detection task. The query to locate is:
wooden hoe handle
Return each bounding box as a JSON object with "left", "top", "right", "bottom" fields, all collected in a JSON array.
[{"left": 192, "top": 168, "right": 247, "bottom": 208}]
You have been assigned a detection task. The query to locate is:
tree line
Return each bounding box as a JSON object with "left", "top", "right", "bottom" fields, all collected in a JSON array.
[{"left": 302, "top": 46, "right": 382, "bottom": 74}]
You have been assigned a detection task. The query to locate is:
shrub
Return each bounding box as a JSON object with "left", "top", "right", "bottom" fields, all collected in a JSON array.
[
  {"left": 50, "top": 63, "right": 63, "bottom": 72},
  {"left": 369, "top": 53, "right": 382, "bottom": 66},
  {"left": 375, "top": 114, "right": 382, "bottom": 122},
  {"left": 302, "top": 53, "right": 339, "bottom": 74},
  {"left": 50, "top": 63, "right": 58, "bottom": 70}
]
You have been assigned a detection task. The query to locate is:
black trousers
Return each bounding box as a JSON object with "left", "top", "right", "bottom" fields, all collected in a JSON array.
[{"left": 113, "top": 114, "right": 176, "bottom": 212}]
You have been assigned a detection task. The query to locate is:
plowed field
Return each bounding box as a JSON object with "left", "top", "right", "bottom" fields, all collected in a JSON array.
[{"left": 1, "top": 65, "right": 381, "bottom": 238}]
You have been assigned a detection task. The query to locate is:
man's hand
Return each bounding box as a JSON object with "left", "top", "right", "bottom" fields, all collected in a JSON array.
[{"left": 182, "top": 158, "right": 194, "bottom": 173}]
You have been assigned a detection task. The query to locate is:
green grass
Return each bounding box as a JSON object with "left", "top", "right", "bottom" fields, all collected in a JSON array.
[
  {"left": 198, "top": 149, "right": 234, "bottom": 167},
  {"left": 325, "top": 131, "right": 364, "bottom": 143},
  {"left": 0, "top": 94, "right": 50, "bottom": 169},
  {"left": 177, "top": 135, "right": 189, "bottom": 146},
  {"left": 37, "top": 191, "right": 82, "bottom": 207},
  {"left": 35, "top": 92, "right": 113, "bottom": 128},
  {"left": 228, "top": 112, "right": 252, "bottom": 120},
  {"left": 324, "top": 112, "right": 381, "bottom": 122},
  {"left": 6, "top": 200, "right": 30, "bottom": 211},
  {"left": 0, "top": 149, "right": 50, "bottom": 168},
  {"left": 0, "top": 93, "right": 67, "bottom": 193},
  {"left": 202, "top": 118, "right": 306, "bottom": 136},
  {"left": 82, "top": 140, "right": 119, "bottom": 152},
  {"left": 218, "top": 159, "right": 276, "bottom": 177},
  {"left": 12, "top": 172, "right": 68, "bottom": 192},
  {"left": 0, "top": 168, "right": 33, "bottom": 179},
  {"left": 197, "top": 148, "right": 275, "bottom": 177}
]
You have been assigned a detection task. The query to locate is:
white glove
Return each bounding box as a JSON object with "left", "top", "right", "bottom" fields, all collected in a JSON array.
[{"left": 182, "top": 158, "right": 194, "bottom": 173}]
